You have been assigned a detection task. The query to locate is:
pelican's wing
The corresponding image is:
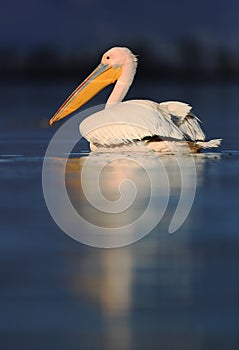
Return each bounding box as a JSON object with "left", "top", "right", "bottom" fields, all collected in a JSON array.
[
  {"left": 159, "top": 101, "right": 206, "bottom": 141},
  {"left": 80, "top": 100, "right": 185, "bottom": 146}
]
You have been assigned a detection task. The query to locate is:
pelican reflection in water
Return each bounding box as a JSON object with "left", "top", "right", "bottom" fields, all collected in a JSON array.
[
  {"left": 63, "top": 154, "right": 209, "bottom": 349},
  {"left": 64, "top": 153, "right": 205, "bottom": 236},
  {"left": 50, "top": 47, "right": 221, "bottom": 153}
]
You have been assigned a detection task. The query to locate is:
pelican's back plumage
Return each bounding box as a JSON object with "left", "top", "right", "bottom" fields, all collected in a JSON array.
[{"left": 158, "top": 101, "right": 206, "bottom": 141}]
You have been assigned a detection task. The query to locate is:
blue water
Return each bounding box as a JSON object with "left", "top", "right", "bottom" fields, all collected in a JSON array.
[{"left": 0, "top": 81, "right": 239, "bottom": 349}]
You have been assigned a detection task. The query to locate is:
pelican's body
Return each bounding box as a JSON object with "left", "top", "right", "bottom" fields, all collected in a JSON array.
[{"left": 50, "top": 47, "right": 221, "bottom": 153}]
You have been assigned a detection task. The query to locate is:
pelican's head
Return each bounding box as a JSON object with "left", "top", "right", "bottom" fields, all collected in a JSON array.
[
  {"left": 49, "top": 47, "right": 137, "bottom": 125},
  {"left": 101, "top": 47, "right": 137, "bottom": 73}
]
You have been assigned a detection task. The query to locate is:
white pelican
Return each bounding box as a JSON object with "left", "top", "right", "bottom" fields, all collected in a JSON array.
[{"left": 49, "top": 47, "right": 222, "bottom": 153}]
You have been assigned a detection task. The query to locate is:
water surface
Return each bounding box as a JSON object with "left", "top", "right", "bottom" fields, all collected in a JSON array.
[{"left": 0, "top": 81, "right": 239, "bottom": 349}]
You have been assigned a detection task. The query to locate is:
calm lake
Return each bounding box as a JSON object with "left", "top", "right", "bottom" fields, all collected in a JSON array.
[{"left": 0, "top": 80, "right": 239, "bottom": 349}]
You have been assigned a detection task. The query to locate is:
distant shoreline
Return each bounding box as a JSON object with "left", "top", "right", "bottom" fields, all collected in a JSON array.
[{"left": 1, "top": 41, "right": 239, "bottom": 82}]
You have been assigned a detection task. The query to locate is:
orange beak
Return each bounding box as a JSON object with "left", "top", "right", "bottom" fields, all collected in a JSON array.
[{"left": 49, "top": 63, "right": 122, "bottom": 125}]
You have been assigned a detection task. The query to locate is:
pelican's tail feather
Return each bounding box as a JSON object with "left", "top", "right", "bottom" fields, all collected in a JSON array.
[{"left": 196, "top": 139, "right": 222, "bottom": 149}]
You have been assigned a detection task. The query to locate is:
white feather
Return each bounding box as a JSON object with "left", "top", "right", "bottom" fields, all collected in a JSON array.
[
  {"left": 196, "top": 139, "right": 222, "bottom": 149},
  {"left": 80, "top": 100, "right": 185, "bottom": 146},
  {"left": 158, "top": 101, "right": 205, "bottom": 141},
  {"left": 159, "top": 101, "right": 192, "bottom": 118}
]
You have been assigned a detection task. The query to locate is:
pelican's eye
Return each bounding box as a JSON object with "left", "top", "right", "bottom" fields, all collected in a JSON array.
[{"left": 106, "top": 56, "right": 110, "bottom": 60}]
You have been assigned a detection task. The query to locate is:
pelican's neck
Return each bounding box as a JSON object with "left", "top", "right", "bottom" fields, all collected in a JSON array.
[{"left": 106, "top": 56, "right": 137, "bottom": 107}]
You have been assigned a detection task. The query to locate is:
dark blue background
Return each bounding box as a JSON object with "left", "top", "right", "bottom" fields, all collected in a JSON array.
[{"left": 0, "top": 2, "right": 239, "bottom": 350}]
